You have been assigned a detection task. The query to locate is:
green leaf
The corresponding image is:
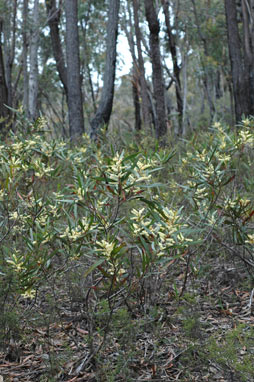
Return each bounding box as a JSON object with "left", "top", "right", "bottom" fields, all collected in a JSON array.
[{"left": 83, "top": 259, "right": 105, "bottom": 278}]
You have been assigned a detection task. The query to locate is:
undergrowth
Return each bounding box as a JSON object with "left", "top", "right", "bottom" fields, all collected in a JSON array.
[{"left": 1, "top": 117, "right": 254, "bottom": 380}]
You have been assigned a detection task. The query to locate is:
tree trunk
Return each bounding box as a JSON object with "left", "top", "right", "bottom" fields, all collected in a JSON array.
[
  {"left": 144, "top": 0, "right": 167, "bottom": 139},
  {"left": 86, "top": 63, "right": 97, "bottom": 114},
  {"left": 0, "top": 19, "right": 9, "bottom": 132},
  {"left": 122, "top": 2, "right": 141, "bottom": 130},
  {"left": 23, "top": 0, "right": 29, "bottom": 114},
  {"left": 46, "top": 0, "right": 68, "bottom": 96},
  {"left": 29, "top": 0, "right": 39, "bottom": 121},
  {"left": 90, "top": 0, "right": 120, "bottom": 139},
  {"left": 191, "top": 0, "right": 215, "bottom": 122},
  {"left": 182, "top": 51, "right": 189, "bottom": 135},
  {"left": 132, "top": 67, "right": 142, "bottom": 130},
  {"left": 215, "top": 69, "right": 222, "bottom": 99},
  {"left": 161, "top": 0, "right": 183, "bottom": 135},
  {"left": 3, "top": 0, "right": 17, "bottom": 109},
  {"left": 65, "top": 0, "right": 84, "bottom": 138},
  {"left": 241, "top": 0, "right": 254, "bottom": 115},
  {"left": 79, "top": 4, "right": 97, "bottom": 114},
  {"left": 224, "top": 0, "right": 251, "bottom": 121},
  {"left": 133, "top": 0, "right": 151, "bottom": 128}
]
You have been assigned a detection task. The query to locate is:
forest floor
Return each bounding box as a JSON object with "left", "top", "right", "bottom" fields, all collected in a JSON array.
[{"left": 1, "top": 253, "right": 254, "bottom": 382}]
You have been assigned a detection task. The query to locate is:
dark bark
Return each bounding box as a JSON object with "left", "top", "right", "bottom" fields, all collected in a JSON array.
[
  {"left": 133, "top": 0, "right": 151, "bottom": 127},
  {"left": 241, "top": 0, "right": 254, "bottom": 115},
  {"left": 215, "top": 70, "right": 222, "bottom": 99},
  {"left": 144, "top": 0, "right": 167, "bottom": 139},
  {"left": 90, "top": 0, "right": 120, "bottom": 139},
  {"left": 65, "top": 0, "right": 84, "bottom": 138},
  {"left": 132, "top": 68, "right": 142, "bottom": 130},
  {"left": 224, "top": 0, "right": 252, "bottom": 121},
  {"left": 0, "top": 19, "right": 9, "bottom": 132},
  {"left": 161, "top": 0, "right": 183, "bottom": 134},
  {"left": 46, "top": 0, "right": 68, "bottom": 95}
]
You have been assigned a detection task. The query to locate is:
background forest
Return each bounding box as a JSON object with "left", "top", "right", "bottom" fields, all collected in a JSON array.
[
  {"left": 1, "top": 0, "right": 254, "bottom": 381},
  {"left": 1, "top": 0, "right": 250, "bottom": 139}
]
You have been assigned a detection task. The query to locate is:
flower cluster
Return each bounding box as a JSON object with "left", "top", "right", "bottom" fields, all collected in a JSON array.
[
  {"left": 60, "top": 217, "right": 91, "bottom": 241},
  {"left": 130, "top": 206, "right": 193, "bottom": 258}
]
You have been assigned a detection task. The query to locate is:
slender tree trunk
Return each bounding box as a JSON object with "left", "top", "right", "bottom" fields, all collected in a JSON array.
[
  {"left": 0, "top": 19, "right": 9, "bottom": 132},
  {"left": 215, "top": 70, "right": 222, "bottom": 99},
  {"left": 228, "top": 80, "right": 235, "bottom": 125},
  {"left": 86, "top": 63, "right": 96, "bottom": 113},
  {"left": 90, "top": 0, "right": 120, "bottom": 139},
  {"left": 224, "top": 0, "right": 251, "bottom": 121},
  {"left": 23, "top": 0, "right": 29, "bottom": 114},
  {"left": 132, "top": 67, "right": 142, "bottom": 130},
  {"left": 46, "top": 0, "right": 68, "bottom": 96},
  {"left": 65, "top": 0, "right": 84, "bottom": 138},
  {"left": 144, "top": 0, "right": 167, "bottom": 139},
  {"left": 182, "top": 52, "right": 189, "bottom": 135},
  {"left": 80, "top": 5, "right": 97, "bottom": 114},
  {"left": 132, "top": 0, "right": 151, "bottom": 128},
  {"left": 191, "top": 0, "right": 215, "bottom": 122},
  {"left": 161, "top": 0, "right": 183, "bottom": 134},
  {"left": 241, "top": 0, "right": 254, "bottom": 115},
  {"left": 3, "top": 0, "right": 17, "bottom": 109},
  {"left": 29, "top": 0, "right": 39, "bottom": 121},
  {"left": 122, "top": 2, "right": 141, "bottom": 130}
]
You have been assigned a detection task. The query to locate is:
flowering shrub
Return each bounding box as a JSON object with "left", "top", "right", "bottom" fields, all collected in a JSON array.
[
  {"left": 175, "top": 119, "right": 254, "bottom": 271},
  {"left": 0, "top": 127, "right": 191, "bottom": 297},
  {"left": 1, "top": 117, "right": 254, "bottom": 300}
]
